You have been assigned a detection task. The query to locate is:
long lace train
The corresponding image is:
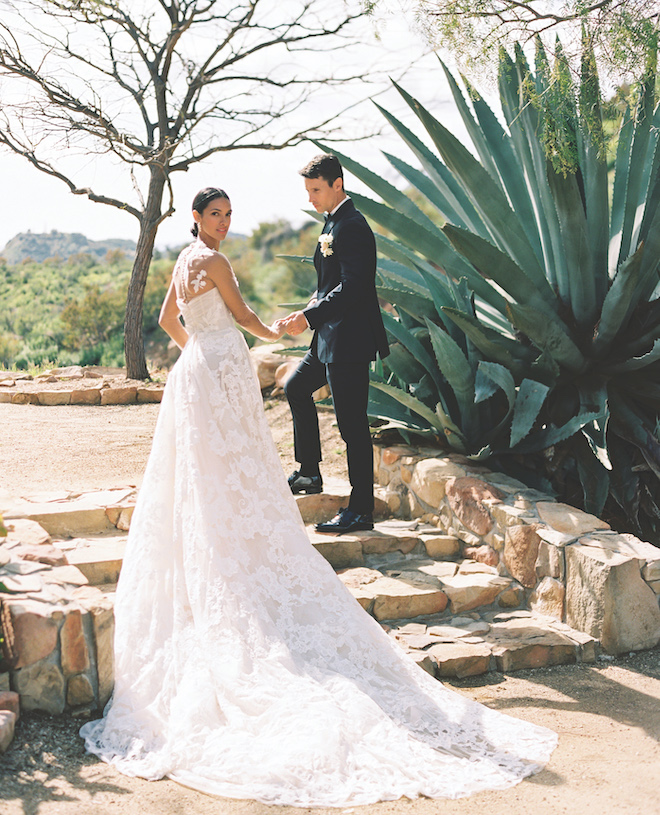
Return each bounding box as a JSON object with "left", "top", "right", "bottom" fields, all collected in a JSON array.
[{"left": 80, "top": 241, "right": 557, "bottom": 806}]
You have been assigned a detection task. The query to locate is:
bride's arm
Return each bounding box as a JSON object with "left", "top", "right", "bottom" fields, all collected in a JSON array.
[
  {"left": 206, "top": 253, "right": 283, "bottom": 342},
  {"left": 158, "top": 279, "right": 190, "bottom": 350}
]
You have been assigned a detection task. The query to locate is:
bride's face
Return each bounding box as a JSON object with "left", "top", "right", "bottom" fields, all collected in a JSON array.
[{"left": 195, "top": 197, "right": 232, "bottom": 245}]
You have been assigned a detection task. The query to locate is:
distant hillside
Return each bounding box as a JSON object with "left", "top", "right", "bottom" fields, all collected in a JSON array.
[{"left": 1, "top": 231, "right": 136, "bottom": 265}]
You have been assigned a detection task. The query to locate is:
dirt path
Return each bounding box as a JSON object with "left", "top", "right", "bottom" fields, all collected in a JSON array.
[
  {"left": 1, "top": 399, "right": 659, "bottom": 815},
  {"left": 0, "top": 397, "right": 347, "bottom": 497}
]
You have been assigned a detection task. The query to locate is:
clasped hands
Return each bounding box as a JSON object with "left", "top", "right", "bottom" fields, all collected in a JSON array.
[{"left": 271, "top": 299, "right": 317, "bottom": 340}]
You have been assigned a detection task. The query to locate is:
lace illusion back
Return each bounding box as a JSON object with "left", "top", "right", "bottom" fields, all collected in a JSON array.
[{"left": 80, "top": 238, "right": 557, "bottom": 807}]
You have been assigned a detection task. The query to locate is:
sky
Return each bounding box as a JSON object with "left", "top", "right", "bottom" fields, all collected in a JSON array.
[{"left": 0, "top": 6, "right": 472, "bottom": 252}]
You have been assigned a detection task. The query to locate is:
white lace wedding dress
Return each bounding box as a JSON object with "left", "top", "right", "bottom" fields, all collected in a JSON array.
[{"left": 80, "top": 239, "right": 557, "bottom": 807}]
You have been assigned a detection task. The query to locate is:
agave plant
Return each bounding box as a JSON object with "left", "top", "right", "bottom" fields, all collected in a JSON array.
[{"left": 313, "top": 40, "right": 660, "bottom": 538}]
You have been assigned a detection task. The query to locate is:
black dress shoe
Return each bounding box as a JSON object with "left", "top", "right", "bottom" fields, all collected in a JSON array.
[
  {"left": 288, "top": 470, "right": 323, "bottom": 495},
  {"left": 315, "top": 508, "right": 374, "bottom": 534}
]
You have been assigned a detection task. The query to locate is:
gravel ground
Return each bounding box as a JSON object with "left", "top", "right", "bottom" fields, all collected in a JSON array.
[{"left": 1, "top": 397, "right": 659, "bottom": 815}]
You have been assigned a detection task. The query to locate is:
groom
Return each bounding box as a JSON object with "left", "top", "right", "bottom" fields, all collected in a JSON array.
[{"left": 279, "top": 153, "right": 389, "bottom": 534}]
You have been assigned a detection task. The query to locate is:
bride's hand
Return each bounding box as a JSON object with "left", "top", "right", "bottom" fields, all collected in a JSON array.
[{"left": 269, "top": 319, "right": 286, "bottom": 341}]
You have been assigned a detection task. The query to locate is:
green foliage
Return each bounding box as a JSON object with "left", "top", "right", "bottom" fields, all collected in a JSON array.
[
  {"left": 409, "top": 0, "right": 660, "bottom": 85},
  {"left": 324, "top": 43, "right": 660, "bottom": 539},
  {"left": 0, "top": 220, "right": 317, "bottom": 372}
]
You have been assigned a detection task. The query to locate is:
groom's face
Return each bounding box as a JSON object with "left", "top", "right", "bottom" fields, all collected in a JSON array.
[{"left": 304, "top": 175, "right": 343, "bottom": 215}]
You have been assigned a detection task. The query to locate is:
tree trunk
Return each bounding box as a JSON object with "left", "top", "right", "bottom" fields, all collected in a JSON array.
[{"left": 124, "top": 169, "right": 167, "bottom": 380}]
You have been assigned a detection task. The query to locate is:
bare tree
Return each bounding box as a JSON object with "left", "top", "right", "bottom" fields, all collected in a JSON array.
[
  {"left": 0, "top": 0, "right": 379, "bottom": 379},
  {"left": 407, "top": 1, "right": 659, "bottom": 80}
]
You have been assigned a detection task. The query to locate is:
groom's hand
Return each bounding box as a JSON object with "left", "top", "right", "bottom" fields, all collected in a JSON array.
[{"left": 282, "top": 311, "right": 309, "bottom": 336}]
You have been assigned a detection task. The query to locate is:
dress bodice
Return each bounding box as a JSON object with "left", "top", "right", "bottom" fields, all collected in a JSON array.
[{"left": 173, "top": 240, "right": 235, "bottom": 335}]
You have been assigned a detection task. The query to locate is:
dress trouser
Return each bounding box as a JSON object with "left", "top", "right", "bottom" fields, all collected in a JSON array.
[{"left": 284, "top": 347, "right": 374, "bottom": 514}]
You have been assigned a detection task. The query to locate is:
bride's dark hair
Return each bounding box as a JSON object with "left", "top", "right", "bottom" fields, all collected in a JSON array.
[{"left": 191, "top": 187, "right": 230, "bottom": 237}]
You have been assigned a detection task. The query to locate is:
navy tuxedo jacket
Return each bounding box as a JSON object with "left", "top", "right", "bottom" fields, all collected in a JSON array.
[{"left": 302, "top": 199, "right": 389, "bottom": 364}]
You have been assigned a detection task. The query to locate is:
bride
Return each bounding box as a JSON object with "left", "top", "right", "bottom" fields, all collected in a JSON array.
[{"left": 80, "top": 187, "right": 557, "bottom": 807}]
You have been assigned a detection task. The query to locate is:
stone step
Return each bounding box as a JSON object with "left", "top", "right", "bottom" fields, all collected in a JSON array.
[
  {"left": 57, "top": 535, "right": 127, "bottom": 586},
  {"left": 2, "top": 488, "right": 136, "bottom": 538},
  {"left": 385, "top": 609, "right": 598, "bottom": 679},
  {"left": 294, "top": 478, "right": 390, "bottom": 525},
  {"left": 338, "top": 556, "right": 524, "bottom": 622}
]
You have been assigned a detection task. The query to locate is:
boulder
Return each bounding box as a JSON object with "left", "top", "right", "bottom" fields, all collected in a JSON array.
[
  {"left": 566, "top": 543, "right": 660, "bottom": 654},
  {"left": 250, "top": 343, "right": 287, "bottom": 389}
]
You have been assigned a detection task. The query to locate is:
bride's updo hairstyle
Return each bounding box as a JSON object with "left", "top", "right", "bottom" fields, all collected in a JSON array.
[{"left": 191, "top": 187, "right": 230, "bottom": 237}]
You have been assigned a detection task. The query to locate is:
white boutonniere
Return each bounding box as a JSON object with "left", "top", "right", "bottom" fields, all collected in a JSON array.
[{"left": 318, "top": 232, "right": 334, "bottom": 257}]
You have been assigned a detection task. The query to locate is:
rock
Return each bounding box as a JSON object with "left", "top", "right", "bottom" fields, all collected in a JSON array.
[
  {"left": 37, "top": 391, "right": 71, "bottom": 406},
  {"left": 100, "top": 386, "right": 138, "bottom": 405},
  {"left": 405, "top": 650, "right": 436, "bottom": 676},
  {"left": 439, "top": 572, "right": 512, "bottom": 613},
  {"left": 357, "top": 529, "right": 418, "bottom": 555},
  {"left": 0, "top": 572, "right": 44, "bottom": 593},
  {"left": 421, "top": 534, "right": 460, "bottom": 559},
  {"left": 250, "top": 343, "right": 286, "bottom": 389},
  {"left": 566, "top": 543, "right": 660, "bottom": 655},
  {"left": 445, "top": 477, "right": 504, "bottom": 536},
  {"left": 12, "top": 652, "right": 66, "bottom": 714},
  {"left": 504, "top": 524, "right": 542, "bottom": 588},
  {"left": 535, "top": 540, "right": 564, "bottom": 581},
  {"left": 5, "top": 518, "right": 51, "bottom": 547},
  {"left": 529, "top": 576, "right": 565, "bottom": 620},
  {"left": 0, "top": 690, "right": 20, "bottom": 719},
  {"left": 70, "top": 388, "right": 102, "bottom": 405},
  {"left": 497, "top": 585, "right": 526, "bottom": 608},
  {"left": 61, "top": 608, "right": 90, "bottom": 677},
  {"left": 537, "top": 526, "right": 580, "bottom": 547},
  {"left": 490, "top": 503, "right": 535, "bottom": 528},
  {"left": 67, "top": 674, "right": 95, "bottom": 707},
  {"left": 462, "top": 545, "right": 499, "bottom": 568},
  {"left": 311, "top": 539, "right": 363, "bottom": 570},
  {"left": 410, "top": 459, "right": 463, "bottom": 509},
  {"left": 431, "top": 641, "right": 492, "bottom": 678},
  {"left": 12, "top": 392, "right": 39, "bottom": 404},
  {"left": 137, "top": 385, "right": 163, "bottom": 403},
  {"left": 458, "top": 559, "right": 497, "bottom": 575},
  {"left": 7, "top": 599, "right": 61, "bottom": 669},
  {"left": 91, "top": 605, "right": 115, "bottom": 707},
  {"left": 0, "top": 710, "right": 16, "bottom": 753},
  {"left": 274, "top": 359, "right": 299, "bottom": 388},
  {"left": 43, "top": 565, "right": 89, "bottom": 587},
  {"left": 345, "top": 575, "right": 448, "bottom": 621},
  {"left": 491, "top": 634, "right": 577, "bottom": 672},
  {"left": 13, "top": 544, "right": 68, "bottom": 567},
  {"left": 536, "top": 501, "right": 609, "bottom": 536},
  {"left": 380, "top": 446, "right": 416, "bottom": 466},
  {"left": 338, "top": 567, "right": 382, "bottom": 590}
]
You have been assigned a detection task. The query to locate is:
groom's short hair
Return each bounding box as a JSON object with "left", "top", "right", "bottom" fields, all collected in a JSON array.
[{"left": 299, "top": 154, "right": 343, "bottom": 186}]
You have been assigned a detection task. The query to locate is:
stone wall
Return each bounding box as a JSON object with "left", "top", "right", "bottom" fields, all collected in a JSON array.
[
  {"left": 1, "top": 520, "right": 117, "bottom": 718},
  {"left": 374, "top": 444, "right": 660, "bottom": 655}
]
